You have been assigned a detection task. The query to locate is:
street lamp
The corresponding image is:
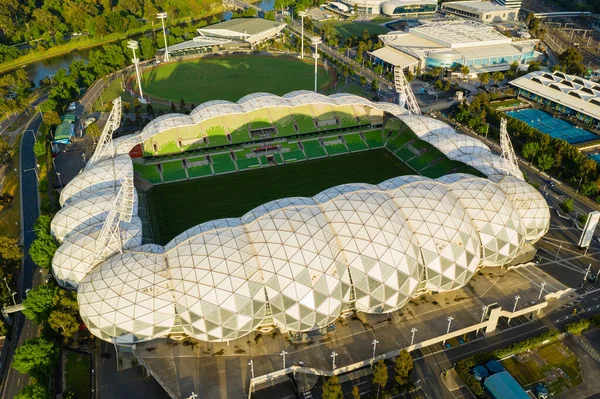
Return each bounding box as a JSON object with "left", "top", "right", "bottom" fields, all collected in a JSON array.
[
  {"left": 509, "top": 295, "right": 521, "bottom": 324},
  {"left": 331, "top": 351, "right": 337, "bottom": 371},
  {"left": 298, "top": 11, "right": 307, "bottom": 60},
  {"left": 157, "top": 12, "right": 170, "bottom": 62},
  {"left": 311, "top": 37, "right": 322, "bottom": 93},
  {"left": 127, "top": 40, "right": 146, "bottom": 104},
  {"left": 410, "top": 327, "right": 417, "bottom": 346},
  {"left": 2, "top": 277, "right": 16, "bottom": 306},
  {"left": 443, "top": 316, "right": 454, "bottom": 346},
  {"left": 280, "top": 350, "right": 288, "bottom": 369},
  {"left": 248, "top": 359, "right": 254, "bottom": 379},
  {"left": 371, "top": 339, "right": 378, "bottom": 368},
  {"left": 538, "top": 282, "right": 546, "bottom": 301}
]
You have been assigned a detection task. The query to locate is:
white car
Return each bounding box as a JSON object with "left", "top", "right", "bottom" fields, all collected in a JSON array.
[
  {"left": 84, "top": 116, "right": 97, "bottom": 127},
  {"left": 67, "top": 102, "right": 77, "bottom": 111}
]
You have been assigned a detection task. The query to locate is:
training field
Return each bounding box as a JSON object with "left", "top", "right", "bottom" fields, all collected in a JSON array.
[
  {"left": 140, "top": 56, "right": 334, "bottom": 104},
  {"left": 146, "top": 149, "right": 413, "bottom": 244}
]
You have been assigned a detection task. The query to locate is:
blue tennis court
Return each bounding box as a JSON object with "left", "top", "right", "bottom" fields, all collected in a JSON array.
[
  {"left": 506, "top": 109, "right": 599, "bottom": 144},
  {"left": 589, "top": 153, "right": 600, "bottom": 165}
]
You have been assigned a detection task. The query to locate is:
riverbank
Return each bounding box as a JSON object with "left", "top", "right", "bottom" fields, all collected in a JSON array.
[{"left": 0, "top": 6, "right": 227, "bottom": 76}]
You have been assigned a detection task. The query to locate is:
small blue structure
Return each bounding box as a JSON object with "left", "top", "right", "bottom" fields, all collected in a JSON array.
[
  {"left": 472, "top": 365, "right": 489, "bottom": 381},
  {"left": 535, "top": 382, "right": 549, "bottom": 399},
  {"left": 486, "top": 360, "right": 505, "bottom": 374},
  {"left": 484, "top": 371, "right": 529, "bottom": 399}
]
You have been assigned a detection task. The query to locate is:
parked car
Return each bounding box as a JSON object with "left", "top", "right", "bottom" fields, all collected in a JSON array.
[
  {"left": 84, "top": 116, "right": 97, "bottom": 127},
  {"left": 67, "top": 102, "right": 77, "bottom": 111}
]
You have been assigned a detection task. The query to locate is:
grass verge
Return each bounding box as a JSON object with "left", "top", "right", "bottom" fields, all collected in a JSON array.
[{"left": 64, "top": 351, "right": 91, "bottom": 399}]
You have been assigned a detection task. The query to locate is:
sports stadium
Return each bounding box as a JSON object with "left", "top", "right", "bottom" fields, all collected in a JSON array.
[{"left": 50, "top": 91, "right": 550, "bottom": 345}]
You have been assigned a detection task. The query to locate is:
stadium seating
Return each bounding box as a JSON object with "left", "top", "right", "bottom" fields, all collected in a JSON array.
[
  {"left": 280, "top": 142, "right": 306, "bottom": 162},
  {"left": 312, "top": 104, "right": 337, "bottom": 122},
  {"left": 420, "top": 158, "right": 456, "bottom": 179},
  {"left": 362, "top": 130, "right": 385, "bottom": 148},
  {"left": 245, "top": 109, "right": 274, "bottom": 130},
  {"left": 133, "top": 163, "right": 161, "bottom": 184},
  {"left": 211, "top": 153, "right": 237, "bottom": 174},
  {"left": 406, "top": 149, "right": 440, "bottom": 171},
  {"left": 322, "top": 137, "right": 348, "bottom": 156},
  {"left": 161, "top": 160, "right": 187, "bottom": 182},
  {"left": 234, "top": 149, "right": 261, "bottom": 170},
  {"left": 200, "top": 119, "right": 229, "bottom": 147},
  {"left": 226, "top": 115, "right": 251, "bottom": 144},
  {"left": 293, "top": 105, "right": 317, "bottom": 133},
  {"left": 410, "top": 140, "right": 430, "bottom": 152},
  {"left": 335, "top": 105, "right": 361, "bottom": 128},
  {"left": 385, "top": 133, "right": 414, "bottom": 152},
  {"left": 270, "top": 108, "right": 297, "bottom": 136},
  {"left": 353, "top": 105, "right": 371, "bottom": 125},
  {"left": 343, "top": 133, "right": 368, "bottom": 152},
  {"left": 187, "top": 164, "right": 213, "bottom": 178},
  {"left": 394, "top": 147, "right": 415, "bottom": 162},
  {"left": 302, "top": 139, "right": 326, "bottom": 159}
]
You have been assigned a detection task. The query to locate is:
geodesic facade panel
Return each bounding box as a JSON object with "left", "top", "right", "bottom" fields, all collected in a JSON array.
[
  {"left": 493, "top": 175, "right": 550, "bottom": 243},
  {"left": 318, "top": 189, "right": 421, "bottom": 313},
  {"left": 386, "top": 181, "right": 481, "bottom": 292},
  {"left": 78, "top": 248, "right": 175, "bottom": 344},
  {"left": 52, "top": 217, "right": 143, "bottom": 289},
  {"left": 442, "top": 176, "right": 526, "bottom": 267},
  {"left": 59, "top": 155, "right": 133, "bottom": 206},
  {"left": 245, "top": 199, "right": 351, "bottom": 332},
  {"left": 51, "top": 189, "right": 138, "bottom": 242},
  {"left": 168, "top": 220, "right": 267, "bottom": 342}
]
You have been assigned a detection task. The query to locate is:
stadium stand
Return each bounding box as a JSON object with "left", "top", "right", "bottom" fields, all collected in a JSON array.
[
  {"left": 226, "top": 115, "right": 251, "bottom": 144},
  {"left": 293, "top": 105, "right": 317, "bottom": 133},
  {"left": 185, "top": 155, "right": 206, "bottom": 163},
  {"left": 161, "top": 160, "right": 187, "bottom": 182},
  {"left": 354, "top": 105, "right": 371, "bottom": 125},
  {"left": 394, "top": 147, "right": 415, "bottom": 162},
  {"left": 406, "top": 148, "right": 440, "bottom": 171},
  {"left": 362, "top": 129, "right": 385, "bottom": 148},
  {"left": 211, "top": 153, "right": 237, "bottom": 174},
  {"left": 343, "top": 133, "right": 368, "bottom": 152},
  {"left": 410, "top": 140, "right": 430, "bottom": 152},
  {"left": 302, "top": 139, "right": 327, "bottom": 158},
  {"left": 322, "top": 137, "right": 349, "bottom": 156},
  {"left": 420, "top": 157, "right": 456, "bottom": 179},
  {"left": 270, "top": 107, "right": 296, "bottom": 136},
  {"left": 201, "top": 120, "right": 229, "bottom": 146},
  {"left": 133, "top": 163, "right": 162, "bottom": 184},
  {"left": 385, "top": 132, "right": 415, "bottom": 152},
  {"left": 335, "top": 105, "right": 361, "bottom": 128},
  {"left": 234, "top": 149, "right": 261, "bottom": 170},
  {"left": 280, "top": 142, "right": 306, "bottom": 162},
  {"left": 246, "top": 109, "right": 273, "bottom": 129},
  {"left": 187, "top": 164, "right": 213, "bottom": 178}
]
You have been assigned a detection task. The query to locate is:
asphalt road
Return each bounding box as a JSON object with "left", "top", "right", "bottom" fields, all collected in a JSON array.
[{"left": 0, "top": 114, "right": 42, "bottom": 399}]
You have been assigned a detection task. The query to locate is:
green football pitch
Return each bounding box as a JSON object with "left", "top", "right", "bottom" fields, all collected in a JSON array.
[
  {"left": 139, "top": 56, "right": 334, "bottom": 104},
  {"left": 146, "top": 149, "right": 414, "bottom": 244}
]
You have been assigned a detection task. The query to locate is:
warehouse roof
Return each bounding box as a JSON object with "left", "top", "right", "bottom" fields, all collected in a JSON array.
[{"left": 484, "top": 371, "right": 530, "bottom": 399}]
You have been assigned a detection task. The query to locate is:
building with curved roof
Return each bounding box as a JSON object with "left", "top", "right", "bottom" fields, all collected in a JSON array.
[{"left": 50, "top": 91, "right": 550, "bottom": 345}]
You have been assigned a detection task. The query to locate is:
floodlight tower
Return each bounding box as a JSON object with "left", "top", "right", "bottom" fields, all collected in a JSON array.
[
  {"left": 127, "top": 40, "right": 146, "bottom": 104},
  {"left": 298, "top": 11, "right": 307, "bottom": 59},
  {"left": 157, "top": 12, "right": 170, "bottom": 62},
  {"left": 311, "top": 37, "right": 322, "bottom": 93}
]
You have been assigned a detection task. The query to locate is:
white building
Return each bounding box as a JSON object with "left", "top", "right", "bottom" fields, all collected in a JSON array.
[
  {"left": 340, "top": 0, "right": 437, "bottom": 16},
  {"left": 441, "top": 1, "right": 518, "bottom": 22},
  {"left": 493, "top": 0, "right": 522, "bottom": 9},
  {"left": 370, "top": 20, "right": 537, "bottom": 73}
]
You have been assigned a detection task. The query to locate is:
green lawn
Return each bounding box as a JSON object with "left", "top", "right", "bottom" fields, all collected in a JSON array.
[
  {"left": 140, "top": 56, "right": 334, "bottom": 104},
  {"left": 147, "top": 149, "right": 414, "bottom": 244},
  {"left": 320, "top": 21, "right": 390, "bottom": 39},
  {"left": 64, "top": 351, "right": 91, "bottom": 399}
]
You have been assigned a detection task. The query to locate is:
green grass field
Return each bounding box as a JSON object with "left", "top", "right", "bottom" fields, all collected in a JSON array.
[
  {"left": 140, "top": 56, "right": 334, "bottom": 104},
  {"left": 147, "top": 149, "right": 413, "bottom": 244},
  {"left": 64, "top": 351, "right": 91, "bottom": 399},
  {"left": 323, "top": 21, "right": 390, "bottom": 39}
]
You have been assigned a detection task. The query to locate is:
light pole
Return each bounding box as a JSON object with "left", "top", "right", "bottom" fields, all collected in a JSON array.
[
  {"left": 157, "top": 12, "right": 170, "bottom": 62},
  {"left": 443, "top": 316, "right": 453, "bottom": 345},
  {"left": 583, "top": 264, "right": 592, "bottom": 284},
  {"left": 555, "top": 243, "right": 562, "bottom": 261},
  {"left": 127, "top": 40, "right": 146, "bottom": 103},
  {"left": 331, "top": 351, "right": 337, "bottom": 371},
  {"left": 82, "top": 153, "right": 86, "bottom": 164},
  {"left": 248, "top": 359, "right": 254, "bottom": 379},
  {"left": 508, "top": 294, "right": 520, "bottom": 325},
  {"left": 410, "top": 327, "right": 417, "bottom": 346},
  {"left": 311, "top": 37, "right": 321, "bottom": 93},
  {"left": 280, "top": 350, "right": 288, "bottom": 369},
  {"left": 538, "top": 281, "right": 546, "bottom": 301},
  {"left": 371, "top": 339, "right": 378, "bottom": 368},
  {"left": 24, "top": 167, "right": 39, "bottom": 181},
  {"left": 298, "top": 11, "right": 307, "bottom": 60}
]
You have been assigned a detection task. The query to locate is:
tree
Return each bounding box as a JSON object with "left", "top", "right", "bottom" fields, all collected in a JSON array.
[
  {"left": 460, "top": 65, "right": 469, "bottom": 79},
  {"left": 527, "top": 61, "right": 542, "bottom": 72},
  {"left": 372, "top": 360, "right": 388, "bottom": 398},
  {"left": 321, "top": 375, "right": 343, "bottom": 399},
  {"left": 443, "top": 80, "right": 451, "bottom": 91},
  {"left": 0, "top": 140, "right": 11, "bottom": 165},
  {"left": 359, "top": 75, "right": 367, "bottom": 86},
  {"left": 491, "top": 71, "right": 505, "bottom": 84},
  {"left": 371, "top": 79, "right": 379, "bottom": 92},
  {"left": 33, "top": 140, "right": 46, "bottom": 158},
  {"left": 0, "top": 236, "right": 21, "bottom": 263},
  {"left": 22, "top": 284, "right": 59, "bottom": 323},
  {"left": 12, "top": 338, "right": 59, "bottom": 379},
  {"left": 29, "top": 215, "right": 58, "bottom": 271},
  {"left": 15, "top": 383, "right": 49, "bottom": 399},
  {"left": 42, "top": 110, "right": 61, "bottom": 127},
  {"left": 537, "top": 152, "right": 554, "bottom": 172},
  {"left": 146, "top": 103, "right": 155, "bottom": 116},
  {"left": 521, "top": 142, "right": 540, "bottom": 161},
  {"left": 394, "top": 350, "right": 413, "bottom": 387},
  {"left": 48, "top": 309, "right": 79, "bottom": 340},
  {"left": 479, "top": 73, "right": 490, "bottom": 86},
  {"left": 86, "top": 123, "right": 101, "bottom": 141},
  {"left": 264, "top": 11, "right": 275, "bottom": 20},
  {"left": 170, "top": 102, "right": 176, "bottom": 112},
  {"left": 351, "top": 385, "right": 360, "bottom": 399},
  {"left": 434, "top": 79, "right": 443, "bottom": 92},
  {"left": 559, "top": 198, "right": 574, "bottom": 214}
]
